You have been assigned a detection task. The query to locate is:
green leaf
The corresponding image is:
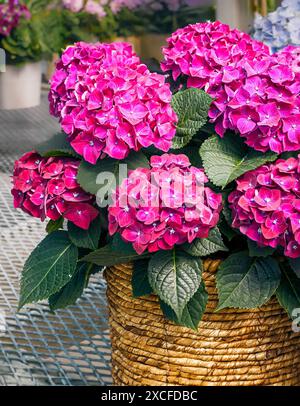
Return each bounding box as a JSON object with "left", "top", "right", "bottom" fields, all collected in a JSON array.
[
  {"left": 77, "top": 158, "right": 117, "bottom": 197},
  {"left": 218, "top": 216, "right": 237, "bottom": 241},
  {"left": 247, "top": 240, "right": 275, "bottom": 258},
  {"left": 216, "top": 252, "right": 281, "bottom": 310},
  {"left": 46, "top": 217, "right": 64, "bottom": 234},
  {"left": 288, "top": 258, "right": 300, "bottom": 278},
  {"left": 132, "top": 259, "right": 152, "bottom": 298},
  {"left": 276, "top": 264, "right": 300, "bottom": 319},
  {"left": 36, "top": 132, "right": 78, "bottom": 158},
  {"left": 220, "top": 199, "right": 239, "bottom": 240},
  {"left": 172, "top": 88, "right": 212, "bottom": 135},
  {"left": 171, "top": 132, "right": 195, "bottom": 149},
  {"left": 183, "top": 227, "right": 228, "bottom": 257},
  {"left": 48, "top": 262, "right": 91, "bottom": 311},
  {"left": 180, "top": 281, "right": 208, "bottom": 329},
  {"left": 19, "top": 231, "right": 78, "bottom": 309},
  {"left": 171, "top": 88, "right": 212, "bottom": 149},
  {"left": 279, "top": 151, "right": 300, "bottom": 160},
  {"left": 222, "top": 200, "right": 233, "bottom": 226},
  {"left": 111, "top": 233, "right": 137, "bottom": 254},
  {"left": 160, "top": 280, "right": 208, "bottom": 330},
  {"left": 200, "top": 134, "right": 278, "bottom": 188},
  {"left": 159, "top": 300, "right": 178, "bottom": 324},
  {"left": 125, "top": 150, "right": 150, "bottom": 170},
  {"left": 148, "top": 250, "right": 202, "bottom": 319},
  {"left": 173, "top": 145, "right": 203, "bottom": 167},
  {"left": 68, "top": 216, "right": 101, "bottom": 250},
  {"left": 77, "top": 150, "right": 149, "bottom": 198},
  {"left": 80, "top": 235, "right": 148, "bottom": 267},
  {"left": 80, "top": 245, "right": 145, "bottom": 266}
]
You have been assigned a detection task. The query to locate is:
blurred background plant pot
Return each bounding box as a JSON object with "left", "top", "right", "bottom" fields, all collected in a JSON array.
[
  {"left": 140, "top": 34, "right": 169, "bottom": 61},
  {"left": 45, "top": 53, "right": 59, "bottom": 83},
  {"left": 0, "top": 62, "right": 41, "bottom": 110},
  {"left": 106, "top": 260, "right": 300, "bottom": 386}
]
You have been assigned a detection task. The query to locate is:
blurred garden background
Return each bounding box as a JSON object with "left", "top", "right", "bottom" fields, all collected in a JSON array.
[{"left": 0, "top": 1, "right": 288, "bottom": 110}]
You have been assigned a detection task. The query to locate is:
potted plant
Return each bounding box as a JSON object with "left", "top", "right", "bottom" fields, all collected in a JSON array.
[
  {"left": 0, "top": 0, "right": 50, "bottom": 109},
  {"left": 12, "top": 22, "right": 300, "bottom": 386}
]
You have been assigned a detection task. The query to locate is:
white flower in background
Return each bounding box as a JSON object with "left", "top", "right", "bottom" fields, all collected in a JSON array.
[
  {"left": 62, "top": 0, "right": 84, "bottom": 12},
  {"left": 85, "top": 0, "right": 107, "bottom": 17}
]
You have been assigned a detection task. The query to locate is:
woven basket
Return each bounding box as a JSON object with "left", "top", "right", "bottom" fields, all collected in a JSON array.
[{"left": 105, "top": 259, "right": 300, "bottom": 386}]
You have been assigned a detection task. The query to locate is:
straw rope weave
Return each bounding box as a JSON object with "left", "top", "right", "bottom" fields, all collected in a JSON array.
[{"left": 106, "top": 259, "right": 300, "bottom": 386}]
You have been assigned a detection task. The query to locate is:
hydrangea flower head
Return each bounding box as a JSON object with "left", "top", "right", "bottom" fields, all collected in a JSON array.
[
  {"left": 162, "top": 21, "right": 300, "bottom": 154},
  {"left": 229, "top": 155, "right": 300, "bottom": 258},
  {"left": 218, "top": 47, "right": 300, "bottom": 154},
  {"left": 108, "top": 153, "right": 222, "bottom": 254},
  {"left": 49, "top": 41, "right": 177, "bottom": 164},
  {"left": 161, "top": 21, "right": 269, "bottom": 85},
  {"left": 12, "top": 151, "right": 98, "bottom": 229},
  {"left": 0, "top": 0, "right": 31, "bottom": 37}
]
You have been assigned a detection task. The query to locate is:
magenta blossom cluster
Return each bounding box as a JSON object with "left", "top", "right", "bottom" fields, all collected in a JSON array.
[
  {"left": 161, "top": 22, "right": 300, "bottom": 154},
  {"left": 0, "top": 0, "right": 31, "bottom": 37},
  {"left": 228, "top": 156, "right": 300, "bottom": 258},
  {"left": 12, "top": 151, "right": 99, "bottom": 230},
  {"left": 49, "top": 42, "right": 177, "bottom": 164},
  {"left": 161, "top": 21, "right": 269, "bottom": 88},
  {"left": 276, "top": 45, "right": 300, "bottom": 73},
  {"left": 108, "top": 153, "right": 222, "bottom": 254},
  {"left": 208, "top": 47, "right": 300, "bottom": 154}
]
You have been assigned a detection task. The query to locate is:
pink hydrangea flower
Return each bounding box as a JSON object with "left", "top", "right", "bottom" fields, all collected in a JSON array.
[
  {"left": 108, "top": 153, "right": 223, "bottom": 254},
  {"left": 228, "top": 155, "right": 300, "bottom": 258},
  {"left": 276, "top": 45, "right": 300, "bottom": 73},
  {"left": 12, "top": 151, "right": 98, "bottom": 230},
  {"left": 49, "top": 42, "right": 178, "bottom": 164},
  {"left": 161, "top": 22, "right": 300, "bottom": 154},
  {"left": 161, "top": 21, "right": 269, "bottom": 85}
]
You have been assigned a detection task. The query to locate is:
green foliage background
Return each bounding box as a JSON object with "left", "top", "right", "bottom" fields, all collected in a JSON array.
[
  {"left": 0, "top": 0, "right": 55, "bottom": 64},
  {"left": 0, "top": 0, "right": 117, "bottom": 64}
]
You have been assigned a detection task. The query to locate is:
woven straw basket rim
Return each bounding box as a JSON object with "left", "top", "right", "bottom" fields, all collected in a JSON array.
[{"left": 106, "top": 258, "right": 300, "bottom": 386}]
